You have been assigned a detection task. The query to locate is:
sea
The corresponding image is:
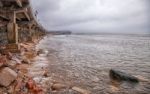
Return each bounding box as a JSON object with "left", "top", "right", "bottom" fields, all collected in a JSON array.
[{"left": 38, "top": 34, "right": 150, "bottom": 94}]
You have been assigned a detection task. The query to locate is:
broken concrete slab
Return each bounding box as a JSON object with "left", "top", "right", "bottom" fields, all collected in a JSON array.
[
  {"left": 24, "top": 51, "right": 37, "bottom": 60},
  {"left": 134, "top": 75, "right": 149, "bottom": 82},
  {"left": 51, "top": 83, "right": 68, "bottom": 91},
  {"left": 7, "top": 60, "right": 18, "bottom": 69},
  {"left": 0, "top": 55, "right": 7, "bottom": 67},
  {"left": 22, "top": 57, "right": 31, "bottom": 64},
  {"left": 0, "top": 67, "right": 17, "bottom": 87},
  {"left": 16, "top": 64, "right": 29, "bottom": 73},
  {"left": 109, "top": 69, "right": 139, "bottom": 83},
  {"left": 12, "top": 57, "right": 22, "bottom": 64},
  {"left": 72, "top": 86, "right": 91, "bottom": 94}
]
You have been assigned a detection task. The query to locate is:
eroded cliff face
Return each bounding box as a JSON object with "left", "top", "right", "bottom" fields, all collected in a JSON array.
[{"left": 0, "top": 0, "right": 46, "bottom": 46}]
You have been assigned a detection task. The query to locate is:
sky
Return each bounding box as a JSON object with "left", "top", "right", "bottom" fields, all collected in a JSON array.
[{"left": 30, "top": 0, "right": 150, "bottom": 34}]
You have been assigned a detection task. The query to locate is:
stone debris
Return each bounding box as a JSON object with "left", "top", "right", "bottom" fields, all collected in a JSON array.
[
  {"left": 72, "top": 86, "right": 91, "bottom": 94},
  {"left": 0, "top": 0, "right": 46, "bottom": 93},
  {"left": 51, "top": 83, "right": 69, "bottom": 91},
  {"left": 16, "top": 64, "right": 29, "bottom": 74},
  {"left": 0, "top": 55, "right": 7, "bottom": 67},
  {"left": 6, "top": 52, "right": 13, "bottom": 60},
  {"left": 26, "top": 78, "right": 44, "bottom": 94},
  {"left": 134, "top": 75, "right": 149, "bottom": 82},
  {"left": 91, "top": 76, "right": 100, "bottom": 83},
  {"left": 109, "top": 85, "right": 119, "bottom": 92},
  {"left": 13, "top": 77, "right": 44, "bottom": 94},
  {"left": 0, "top": 41, "right": 45, "bottom": 93},
  {"left": 22, "top": 57, "right": 31, "bottom": 64},
  {"left": 43, "top": 69, "right": 48, "bottom": 77},
  {"left": 12, "top": 57, "right": 22, "bottom": 64},
  {"left": 0, "top": 45, "right": 6, "bottom": 51},
  {"left": 7, "top": 60, "right": 18, "bottom": 69},
  {"left": 0, "top": 67, "right": 17, "bottom": 87},
  {"left": 37, "top": 49, "right": 44, "bottom": 55},
  {"left": 14, "top": 78, "right": 27, "bottom": 93},
  {"left": 26, "top": 78, "right": 35, "bottom": 89},
  {"left": 24, "top": 51, "right": 37, "bottom": 60},
  {"left": 0, "top": 39, "right": 147, "bottom": 94}
]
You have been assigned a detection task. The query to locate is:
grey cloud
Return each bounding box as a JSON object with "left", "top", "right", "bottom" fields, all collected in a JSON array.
[{"left": 30, "top": 0, "right": 150, "bottom": 34}]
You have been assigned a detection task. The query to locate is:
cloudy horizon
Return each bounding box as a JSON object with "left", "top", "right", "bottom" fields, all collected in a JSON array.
[{"left": 30, "top": 0, "right": 150, "bottom": 34}]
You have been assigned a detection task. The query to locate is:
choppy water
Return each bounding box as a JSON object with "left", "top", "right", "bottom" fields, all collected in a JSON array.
[{"left": 38, "top": 34, "right": 150, "bottom": 94}]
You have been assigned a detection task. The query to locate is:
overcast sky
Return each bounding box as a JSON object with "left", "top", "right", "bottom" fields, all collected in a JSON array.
[{"left": 30, "top": 0, "right": 150, "bottom": 34}]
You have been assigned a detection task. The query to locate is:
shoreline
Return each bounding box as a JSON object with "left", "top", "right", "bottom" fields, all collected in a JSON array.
[
  {"left": 33, "top": 35, "right": 91, "bottom": 94},
  {"left": 36, "top": 34, "right": 150, "bottom": 94},
  {"left": 0, "top": 34, "right": 150, "bottom": 94},
  {"left": 0, "top": 35, "right": 91, "bottom": 94}
]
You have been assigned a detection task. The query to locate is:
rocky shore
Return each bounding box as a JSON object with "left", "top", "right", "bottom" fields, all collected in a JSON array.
[
  {"left": 0, "top": 35, "right": 150, "bottom": 94},
  {"left": 0, "top": 39, "right": 43, "bottom": 93},
  {"left": 0, "top": 0, "right": 47, "bottom": 93},
  {"left": 0, "top": 0, "right": 150, "bottom": 93},
  {"left": 0, "top": 37, "right": 91, "bottom": 94},
  {"left": 32, "top": 35, "right": 150, "bottom": 94},
  {"left": 0, "top": 0, "right": 91, "bottom": 93}
]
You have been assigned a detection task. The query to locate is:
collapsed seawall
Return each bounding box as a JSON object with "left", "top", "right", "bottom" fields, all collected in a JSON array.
[{"left": 0, "top": 0, "right": 46, "bottom": 50}]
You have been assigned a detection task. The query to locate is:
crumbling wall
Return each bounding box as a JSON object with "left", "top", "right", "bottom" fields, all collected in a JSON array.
[
  {"left": 0, "top": 0, "right": 46, "bottom": 46},
  {"left": 0, "top": 26, "right": 8, "bottom": 45},
  {"left": 18, "top": 29, "right": 30, "bottom": 42},
  {"left": 18, "top": 25, "right": 33, "bottom": 43}
]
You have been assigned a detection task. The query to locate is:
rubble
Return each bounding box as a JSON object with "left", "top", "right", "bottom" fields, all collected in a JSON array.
[
  {"left": 23, "top": 51, "right": 37, "bottom": 60},
  {"left": 0, "top": 43, "right": 45, "bottom": 93},
  {"left": 43, "top": 69, "right": 48, "bottom": 77},
  {"left": 16, "top": 64, "right": 29, "bottom": 74},
  {"left": 134, "top": 75, "right": 149, "bottom": 82},
  {"left": 26, "top": 78, "right": 44, "bottom": 94},
  {"left": 37, "top": 49, "right": 44, "bottom": 55},
  {"left": 7, "top": 60, "right": 18, "bottom": 69},
  {"left": 0, "top": 41, "right": 45, "bottom": 93},
  {"left": 22, "top": 57, "right": 31, "bottom": 64},
  {"left": 72, "top": 86, "right": 91, "bottom": 94},
  {"left": 51, "top": 83, "right": 69, "bottom": 91},
  {"left": 12, "top": 57, "right": 22, "bottom": 64},
  {"left": 14, "top": 78, "right": 27, "bottom": 93},
  {"left": 0, "top": 67, "right": 17, "bottom": 87},
  {"left": 26, "top": 78, "right": 35, "bottom": 89},
  {"left": 91, "top": 76, "right": 100, "bottom": 83},
  {"left": 5, "top": 52, "right": 13, "bottom": 60},
  {"left": 0, "top": 55, "right": 7, "bottom": 67},
  {"left": 0, "top": 37, "right": 93, "bottom": 93},
  {"left": 0, "top": 0, "right": 47, "bottom": 93}
]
